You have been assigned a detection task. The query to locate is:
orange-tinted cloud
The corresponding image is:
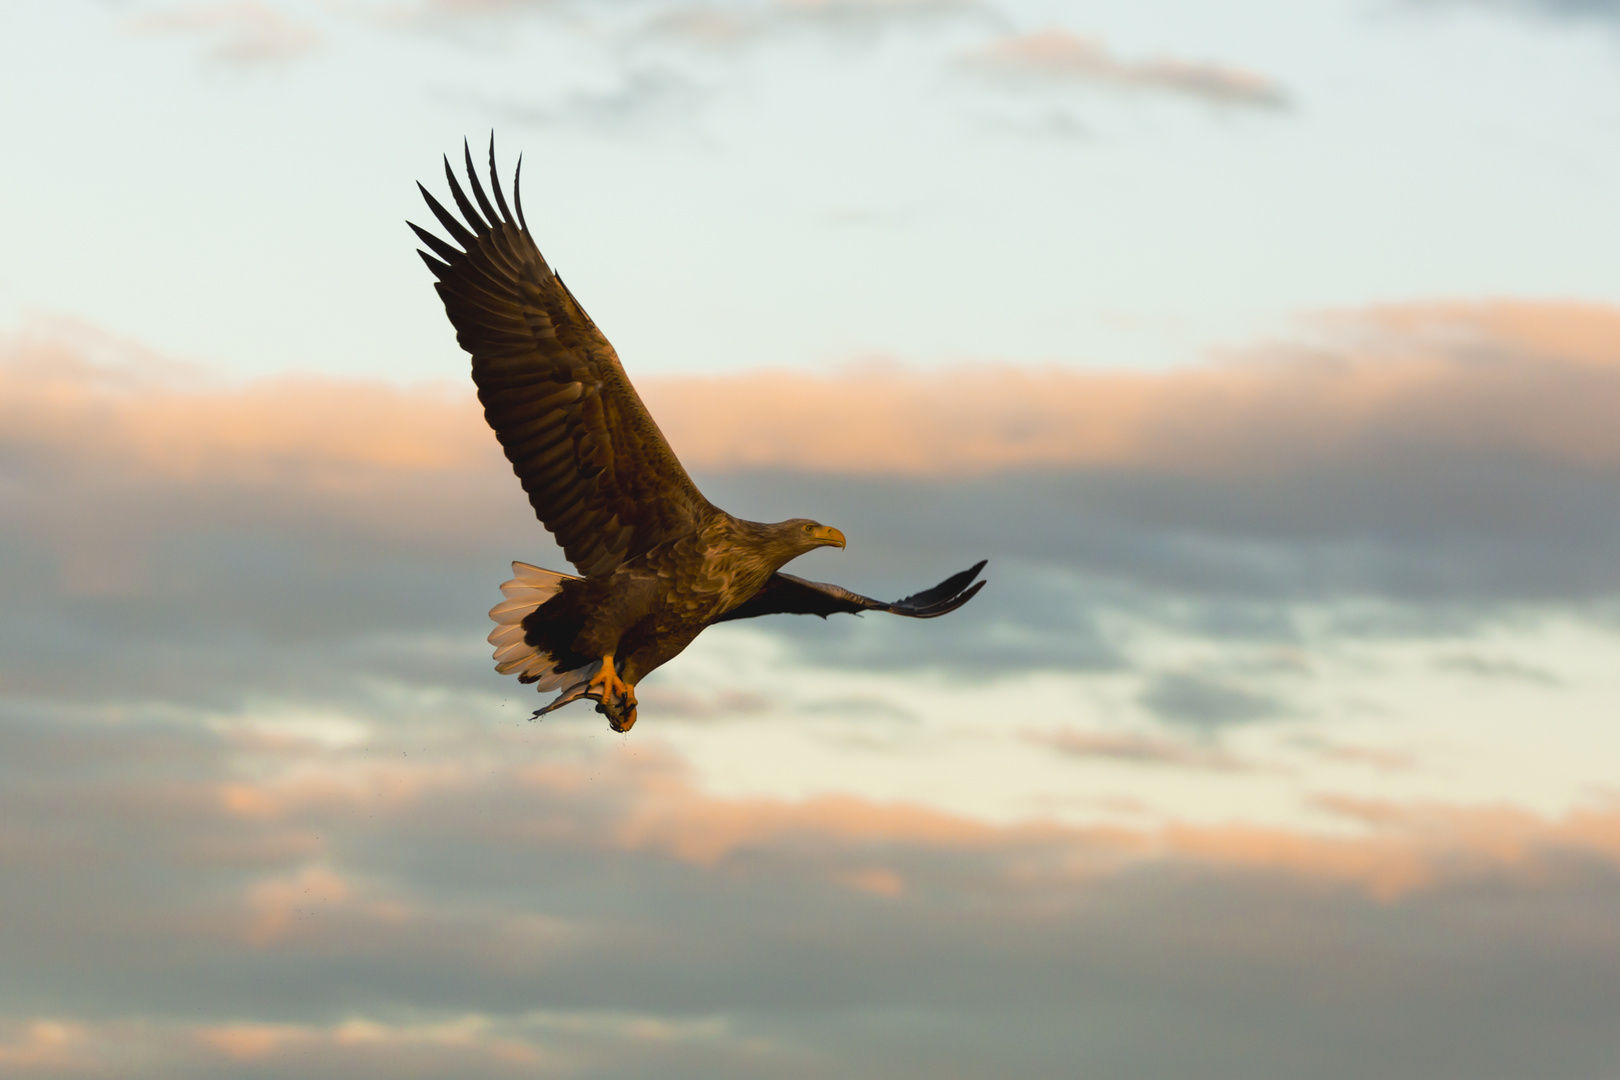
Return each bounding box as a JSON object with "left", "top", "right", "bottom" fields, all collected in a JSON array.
[
  {"left": 195, "top": 1021, "right": 303, "bottom": 1061},
  {"left": 495, "top": 746, "right": 1620, "bottom": 899},
  {"left": 0, "top": 327, "right": 490, "bottom": 484},
  {"left": 10, "top": 301, "right": 1620, "bottom": 486},
  {"left": 9, "top": 697, "right": 1620, "bottom": 1079},
  {"left": 0, "top": 1020, "right": 89, "bottom": 1069},
  {"left": 964, "top": 28, "right": 1287, "bottom": 107},
  {"left": 644, "top": 300, "right": 1620, "bottom": 477},
  {"left": 129, "top": 734, "right": 1620, "bottom": 917},
  {"left": 128, "top": 2, "right": 320, "bottom": 66}
]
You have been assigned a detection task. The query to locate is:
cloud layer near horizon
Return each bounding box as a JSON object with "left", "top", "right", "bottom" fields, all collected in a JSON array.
[
  {"left": 11, "top": 299, "right": 1620, "bottom": 628},
  {"left": 17, "top": 300, "right": 1620, "bottom": 481},
  {"left": 5, "top": 697, "right": 1620, "bottom": 1079},
  {"left": 6, "top": 303, "right": 1620, "bottom": 1077}
]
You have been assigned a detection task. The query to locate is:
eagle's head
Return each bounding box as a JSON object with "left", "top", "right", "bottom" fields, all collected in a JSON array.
[
  {"left": 789, "top": 518, "right": 847, "bottom": 552},
  {"left": 765, "top": 517, "right": 847, "bottom": 563},
  {"left": 729, "top": 516, "right": 847, "bottom": 574}
]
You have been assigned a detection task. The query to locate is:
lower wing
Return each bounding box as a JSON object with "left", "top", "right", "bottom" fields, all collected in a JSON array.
[{"left": 713, "top": 561, "right": 987, "bottom": 623}]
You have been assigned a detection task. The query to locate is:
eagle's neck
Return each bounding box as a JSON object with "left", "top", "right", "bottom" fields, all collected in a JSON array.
[{"left": 699, "top": 514, "right": 811, "bottom": 604}]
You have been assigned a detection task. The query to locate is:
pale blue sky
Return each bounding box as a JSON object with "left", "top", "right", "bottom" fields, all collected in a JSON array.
[{"left": 3, "top": 0, "right": 1620, "bottom": 380}]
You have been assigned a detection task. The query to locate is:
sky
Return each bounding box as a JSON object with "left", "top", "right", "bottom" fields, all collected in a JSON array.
[{"left": 3, "top": 1, "right": 1620, "bottom": 1076}]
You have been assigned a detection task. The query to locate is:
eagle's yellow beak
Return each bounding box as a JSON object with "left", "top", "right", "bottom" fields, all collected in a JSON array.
[{"left": 811, "top": 525, "right": 847, "bottom": 550}]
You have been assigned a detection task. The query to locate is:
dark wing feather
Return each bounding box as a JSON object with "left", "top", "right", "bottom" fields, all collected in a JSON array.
[
  {"left": 713, "top": 561, "right": 987, "bottom": 623},
  {"left": 411, "top": 137, "right": 712, "bottom": 577}
]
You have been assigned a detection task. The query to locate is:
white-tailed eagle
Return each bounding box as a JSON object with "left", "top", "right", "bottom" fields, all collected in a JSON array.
[{"left": 411, "top": 139, "right": 986, "bottom": 730}]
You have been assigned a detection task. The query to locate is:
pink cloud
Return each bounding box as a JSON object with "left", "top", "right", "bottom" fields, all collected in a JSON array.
[
  {"left": 0, "top": 1021, "right": 89, "bottom": 1069},
  {"left": 648, "top": 300, "right": 1620, "bottom": 476},
  {"left": 243, "top": 864, "right": 353, "bottom": 944},
  {"left": 644, "top": 301, "right": 1620, "bottom": 477},
  {"left": 191, "top": 1015, "right": 548, "bottom": 1069},
  {"left": 9, "top": 663, "right": 1616, "bottom": 918},
  {"left": 9, "top": 300, "right": 1620, "bottom": 491},
  {"left": 499, "top": 746, "right": 1620, "bottom": 899},
  {"left": 195, "top": 1021, "right": 302, "bottom": 1061},
  {"left": 0, "top": 331, "right": 489, "bottom": 484},
  {"left": 128, "top": 2, "right": 320, "bottom": 66},
  {"left": 963, "top": 28, "right": 1287, "bottom": 107}
]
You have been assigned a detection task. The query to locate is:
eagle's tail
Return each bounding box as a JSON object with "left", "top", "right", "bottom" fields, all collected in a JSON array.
[{"left": 487, "top": 563, "right": 597, "bottom": 705}]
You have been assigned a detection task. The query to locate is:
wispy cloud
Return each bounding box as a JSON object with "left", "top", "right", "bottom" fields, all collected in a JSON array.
[
  {"left": 381, "top": 0, "right": 980, "bottom": 38},
  {"left": 1138, "top": 671, "right": 1285, "bottom": 730},
  {"left": 963, "top": 28, "right": 1287, "bottom": 108},
  {"left": 773, "top": 0, "right": 977, "bottom": 31},
  {"left": 643, "top": 5, "right": 762, "bottom": 47},
  {"left": 1417, "top": 0, "right": 1620, "bottom": 22},
  {"left": 127, "top": 1, "right": 321, "bottom": 66},
  {"left": 470, "top": 68, "right": 714, "bottom": 132},
  {"left": 1030, "top": 728, "right": 1251, "bottom": 770}
]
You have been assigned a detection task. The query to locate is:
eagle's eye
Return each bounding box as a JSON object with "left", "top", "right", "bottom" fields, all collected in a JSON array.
[{"left": 803, "top": 523, "right": 813, "bottom": 533}]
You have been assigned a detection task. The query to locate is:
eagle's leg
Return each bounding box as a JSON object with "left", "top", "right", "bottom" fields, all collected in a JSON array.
[{"left": 587, "top": 654, "right": 638, "bottom": 732}]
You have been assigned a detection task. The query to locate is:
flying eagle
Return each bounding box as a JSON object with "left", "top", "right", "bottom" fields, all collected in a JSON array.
[{"left": 411, "top": 140, "right": 986, "bottom": 731}]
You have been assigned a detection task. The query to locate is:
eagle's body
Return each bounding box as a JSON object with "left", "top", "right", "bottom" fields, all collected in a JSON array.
[
  {"left": 414, "top": 140, "right": 985, "bottom": 730},
  {"left": 516, "top": 513, "right": 826, "bottom": 686}
]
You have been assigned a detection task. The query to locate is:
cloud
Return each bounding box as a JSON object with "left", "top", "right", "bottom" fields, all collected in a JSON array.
[
  {"left": 363, "top": 0, "right": 560, "bottom": 24},
  {"left": 1, "top": 300, "right": 1618, "bottom": 1075},
  {"left": 1419, "top": 0, "right": 1620, "bottom": 22},
  {"left": 643, "top": 301, "right": 1620, "bottom": 478},
  {"left": 470, "top": 68, "right": 714, "bottom": 132},
  {"left": 1138, "top": 671, "right": 1284, "bottom": 730},
  {"left": 1531, "top": 0, "right": 1620, "bottom": 12},
  {"left": 383, "top": 0, "right": 980, "bottom": 41},
  {"left": 10, "top": 298, "right": 1620, "bottom": 731},
  {"left": 634, "top": 685, "right": 774, "bottom": 719},
  {"left": 962, "top": 28, "right": 1287, "bottom": 108},
  {"left": 0, "top": 1021, "right": 87, "bottom": 1070},
  {"left": 8, "top": 692, "right": 1620, "bottom": 1078},
  {"left": 1436, "top": 652, "right": 1561, "bottom": 684},
  {"left": 20, "top": 299, "right": 1620, "bottom": 486},
  {"left": 772, "top": 0, "right": 978, "bottom": 32},
  {"left": 0, "top": 343, "right": 484, "bottom": 482},
  {"left": 1028, "top": 728, "right": 1250, "bottom": 770},
  {"left": 642, "top": 5, "right": 763, "bottom": 47},
  {"left": 128, "top": 1, "right": 322, "bottom": 65}
]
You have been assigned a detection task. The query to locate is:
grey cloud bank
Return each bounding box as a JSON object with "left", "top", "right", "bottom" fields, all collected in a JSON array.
[
  {"left": 5, "top": 700, "right": 1620, "bottom": 1078},
  {"left": 5, "top": 307, "right": 1620, "bottom": 1074},
  {"left": 1430, "top": 0, "right": 1620, "bottom": 19},
  {"left": 8, "top": 302, "right": 1620, "bottom": 721}
]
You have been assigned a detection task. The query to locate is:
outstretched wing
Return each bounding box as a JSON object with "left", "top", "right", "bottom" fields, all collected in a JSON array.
[
  {"left": 411, "top": 138, "right": 712, "bottom": 577},
  {"left": 713, "top": 561, "right": 987, "bottom": 623}
]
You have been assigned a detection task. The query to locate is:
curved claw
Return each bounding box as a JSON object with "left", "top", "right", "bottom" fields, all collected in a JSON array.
[
  {"left": 595, "top": 698, "right": 638, "bottom": 732},
  {"left": 586, "top": 657, "right": 639, "bottom": 732}
]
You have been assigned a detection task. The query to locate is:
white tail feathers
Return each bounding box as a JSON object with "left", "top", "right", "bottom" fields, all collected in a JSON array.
[{"left": 487, "top": 562, "right": 599, "bottom": 709}]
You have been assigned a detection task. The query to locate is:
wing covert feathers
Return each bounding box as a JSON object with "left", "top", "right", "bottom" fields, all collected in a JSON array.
[{"left": 413, "top": 137, "right": 712, "bottom": 577}]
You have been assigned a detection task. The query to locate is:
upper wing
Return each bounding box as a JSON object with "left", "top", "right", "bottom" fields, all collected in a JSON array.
[
  {"left": 411, "top": 138, "right": 712, "bottom": 577},
  {"left": 712, "top": 561, "right": 987, "bottom": 623}
]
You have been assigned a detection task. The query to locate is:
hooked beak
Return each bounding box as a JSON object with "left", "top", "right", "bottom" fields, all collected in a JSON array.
[{"left": 811, "top": 525, "right": 846, "bottom": 550}]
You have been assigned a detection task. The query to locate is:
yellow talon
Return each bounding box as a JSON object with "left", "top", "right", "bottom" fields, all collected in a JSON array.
[{"left": 587, "top": 655, "right": 639, "bottom": 732}]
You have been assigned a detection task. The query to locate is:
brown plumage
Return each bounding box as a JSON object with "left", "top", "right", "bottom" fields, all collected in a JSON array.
[{"left": 413, "top": 138, "right": 986, "bottom": 730}]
